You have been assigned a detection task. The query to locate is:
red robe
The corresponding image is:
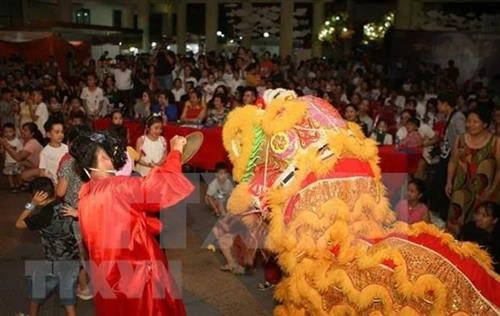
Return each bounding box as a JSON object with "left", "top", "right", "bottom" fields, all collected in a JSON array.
[{"left": 78, "top": 150, "right": 194, "bottom": 316}]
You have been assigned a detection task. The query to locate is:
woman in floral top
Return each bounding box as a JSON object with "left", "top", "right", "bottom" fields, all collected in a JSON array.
[
  {"left": 446, "top": 107, "right": 500, "bottom": 236},
  {"left": 206, "top": 93, "right": 230, "bottom": 127}
]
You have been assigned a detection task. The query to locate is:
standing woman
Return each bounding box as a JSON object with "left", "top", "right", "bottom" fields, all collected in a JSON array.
[
  {"left": 446, "top": 107, "right": 500, "bottom": 236},
  {"left": 70, "top": 131, "right": 192, "bottom": 315}
]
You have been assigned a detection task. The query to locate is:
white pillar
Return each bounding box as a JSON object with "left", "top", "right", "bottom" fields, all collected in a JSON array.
[
  {"left": 138, "top": 0, "right": 150, "bottom": 51},
  {"left": 176, "top": 0, "right": 187, "bottom": 54},
  {"left": 205, "top": 0, "right": 219, "bottom": 52},
  {"left": 241, "top": 0, "right": 252, "bottom": 48},
  {"left": 59, "top": 0, "right": 72, "bottom": 23},
  {"left": 312, "top": 0, "right": 324, "bottom": 58},
  {"left": 279, "top": 0, "right": 294, "bottom": 57}
]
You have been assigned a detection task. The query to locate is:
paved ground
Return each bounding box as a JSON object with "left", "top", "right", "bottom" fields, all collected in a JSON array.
[{"left": 0, "top": 175, "right": 275, "bottom": 316}]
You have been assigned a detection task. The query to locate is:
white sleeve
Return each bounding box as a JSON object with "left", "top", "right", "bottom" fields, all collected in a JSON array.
[
  {"left": 39, "top": 149, "right": 46, "bottom": 169},
  {"left": 80, "top": 88, "right": 87, "bottom": 100},
  {"left": 206, "top": 180, "right": 218, "bottom": 197}
]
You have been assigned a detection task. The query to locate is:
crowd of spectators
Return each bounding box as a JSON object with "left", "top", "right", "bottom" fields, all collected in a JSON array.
[{"left": 0, "top": 45, "right": 499, "bottom": 274}]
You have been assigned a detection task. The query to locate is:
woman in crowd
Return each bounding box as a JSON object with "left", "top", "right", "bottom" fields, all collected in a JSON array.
[
  {"left": 446, "top": 107, "right": 500, "bottom": 236},
  {"left": 134, "top": 90, "right": 153, "bottom": 121},
  {"left": 180, "top": 89, "right": 207, "bottom": 124},
  {"left": 1, "top": 122, "right": 44, "bottom": 183},
  {"left": 343, "top": 104, "right": 369, "bottom": 136},
  {"left": 206, "top": 94, "right": 230, "bottom": 127}
]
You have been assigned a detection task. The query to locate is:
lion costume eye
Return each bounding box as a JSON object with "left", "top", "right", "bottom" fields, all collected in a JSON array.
[{"left": 222, "top": 106, "right": 264, "bottom": 182}]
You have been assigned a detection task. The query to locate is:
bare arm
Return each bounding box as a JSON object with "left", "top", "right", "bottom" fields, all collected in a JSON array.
[
  {"left": 136, "top": 136, "right": 152, "bottom": 167},
  {"left": 2, "top": 143, "right": 30, "bottom": 162},
  {"left": 15, "top": 210, "right": 30, "bottom": 229},
  {"left": 56, "top": 177, "right": 68, "bottom": 198}
]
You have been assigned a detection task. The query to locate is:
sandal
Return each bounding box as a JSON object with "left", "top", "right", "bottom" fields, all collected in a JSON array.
[
  {"left": 219, "top": 264, "right": 231, "bottom": 272},
  {"left": 231, "top": 265, "right": 246, "bottom": 275},
  {"left": 257, "top": 281, "right": 275, "bottom": 291}
]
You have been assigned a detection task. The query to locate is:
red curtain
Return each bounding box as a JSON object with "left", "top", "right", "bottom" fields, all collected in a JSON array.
[{"left": 0, "top": 35, "right": 90, "bottom": 74}]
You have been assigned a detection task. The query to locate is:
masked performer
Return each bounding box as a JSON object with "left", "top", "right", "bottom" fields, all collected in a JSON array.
[{"left": 70, "top": 131, "right": 193, "bottom": 315}]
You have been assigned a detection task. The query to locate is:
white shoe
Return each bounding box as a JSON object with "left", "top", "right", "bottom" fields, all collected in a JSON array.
[{"left": 77, "top": 286, "right": 94, "bottom": 300}]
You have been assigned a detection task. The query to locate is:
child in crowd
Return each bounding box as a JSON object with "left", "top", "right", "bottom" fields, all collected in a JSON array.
[
  {"left": 1, "top": 123, "right": 23, "bottom": 192},
  {"left": 460, "top": 202, "right": 500, "bottom": 273},
  {"left": 15, "top": 177, "right": 79, "bottom": 316},
  {"left": 110, "top": 110, "right": 124, "bottom": 126},
  {"left": 152, "top": 90, "right": 178, "bottom": 123},
  {"left": 396, "top": 178, "right": 430, "bottom": 224},
  {"left": 369, "top": 120, "right": 393, "bottom": 145},
  {"left": 135, "top": 115, "right": 167, "bottom": 176},
  {"left": 56, "top": 124, "right": 93, "bottom": 300},
  {"left": 32, "top": 89, "right": 49, "bottom": 138},
  {"left": 400, "top": 117, "right": 423, "bottom": 149},
  {"left": 108, "top": 124, "right": 139, "bottom": 176},
  {"left": 205, "top": 162, "right": 234, "bottom": 216},
  {"left": 40, "top": 118, "right": 68, "bottom": 184}
]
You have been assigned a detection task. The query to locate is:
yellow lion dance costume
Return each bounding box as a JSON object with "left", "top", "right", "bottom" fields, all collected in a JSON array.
[{"left": 222, "top": 90, "right": 500, "bottom": 315}]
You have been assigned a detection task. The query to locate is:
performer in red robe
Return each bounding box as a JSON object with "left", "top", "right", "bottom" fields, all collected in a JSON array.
[{"left": 70, "top": 131, "right": 193, "bottom": 316}]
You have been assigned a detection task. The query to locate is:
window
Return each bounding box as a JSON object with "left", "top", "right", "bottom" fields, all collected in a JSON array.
[
  {"left": 75, "top": 8, "right": 90, "bottom": 24},
  {"left": 113, "top": 10, "right": 122, "bottom": 28},
  {"left": 133, "top": 14, "right": 138, "bottom": 29}
]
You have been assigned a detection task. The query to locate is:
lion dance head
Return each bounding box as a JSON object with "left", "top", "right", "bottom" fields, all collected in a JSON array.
[{"left": 223, "top": 90, "right": 499, "bottom": 315}]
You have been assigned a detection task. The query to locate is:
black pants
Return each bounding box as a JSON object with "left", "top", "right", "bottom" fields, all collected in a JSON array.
[
  {"left": 117, "top": 89, "right": 133, "bottom": 118},
  {"left": 430, "top": 157, "right": 450, "bottom": 221}
]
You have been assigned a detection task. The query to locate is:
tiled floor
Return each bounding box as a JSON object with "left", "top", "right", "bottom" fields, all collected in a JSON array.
[{"left": 0, "top": 175, "right": 274, "bottom": 316}]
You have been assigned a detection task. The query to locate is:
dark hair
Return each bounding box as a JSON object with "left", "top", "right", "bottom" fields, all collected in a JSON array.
[
  {"left": 2, "top": 122, "right": 15, "bottom": 130},
  {"left": 409, "top": 178, "right": 427, "bottom": 204},
  {"left": 344, "top": 104, "right": 359, "bottom": 112},
  {"left": 107, "top": 124, "right": 127, "bottom": 143},
  {"left": 215, "top": 162, "right": 228, "bottom": 172},
  {"left": 401, "top": 109, "right": 416, "bottom": 118},
  {"left": 43, "top": 117, "right": 64, "bottom": 132},
  {"left": 243, "top": 86, "right": 257, "bottom": 98},
  {"left": 478, "top": 201, "right": 500, "bottom": 220},
  {"left": 426, "top": 98, "right": 438, "bottom": 108},
  {"left": 212, "top": 93, "right": 228, "bottom": 106},
  {"left": 30, "top": 177, "right": 55, "bottom": 198},
  {"left": 189, "top": 89, "right": 202, "bottom": 100},
  {"left": 466, "top": 106, "right": 492, "bottom": 127},
  {"left": 407, "top": 117, "right": 420, "bottom": 128},
  {"left": 66, "top": 124, "right": 91, "bottom": 144},
  {"left": 22, "top": 122, "right": 45, "bottom": 145},
  {"left": 111, "top": 110, "right": 123, "bottom": 119},
  {"left": 437, "top": 92, "right": 456, "bottom": 108},
  {"left": 145, "top": 114, "right": 163, "bottom": 129},
  {"left": 70, "top": 131, "right": 127, "bottom": 182},
  {"left": 70, "top": 110, "right": 87, "bottom": 122}
]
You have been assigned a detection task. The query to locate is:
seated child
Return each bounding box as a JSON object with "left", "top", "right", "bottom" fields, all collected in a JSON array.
[
  {"left": 400, "top": 117, "right": 423, "bottom": 149},
  {"left": 205, "top": 162, "right": 234, "bottom": 216},
  {"left": 369, "top": 119, "right": 393, "bottom": 145},
  {"left": 1, "top": 123, "right": 23, "bottom": 192},
  {"left": 395, "top": 178, "right": 430, "bottom": 224},
  {"left": 460, "top": 202, "right": 500, "bottom": 273},
  {"left": 15, "top": 177, "right": 79, "bottom": 316}
]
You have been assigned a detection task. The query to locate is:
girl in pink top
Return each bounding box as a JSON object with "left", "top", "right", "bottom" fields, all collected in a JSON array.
[{"left": 396, "top": 179, "right": 430, "bottom": 224}]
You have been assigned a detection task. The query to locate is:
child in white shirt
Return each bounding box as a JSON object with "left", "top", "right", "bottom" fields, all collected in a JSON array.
[
  {"left": 1, "top": 123, "right": 23, "bottom": 192},
  {"left": 40, "top": 119, "right": 68, "bottom": 184}
]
